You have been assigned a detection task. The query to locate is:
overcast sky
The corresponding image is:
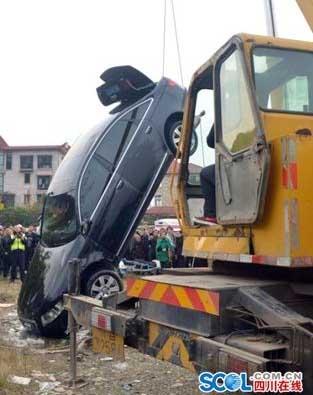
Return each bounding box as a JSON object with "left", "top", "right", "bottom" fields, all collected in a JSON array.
[{"left": 0, "top": 0, "right": 311, "bottom": 146}]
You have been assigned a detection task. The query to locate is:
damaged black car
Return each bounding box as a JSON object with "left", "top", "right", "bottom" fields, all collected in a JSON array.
[{"left": 18, "top": 66, "right": 186, "bottom": 337}]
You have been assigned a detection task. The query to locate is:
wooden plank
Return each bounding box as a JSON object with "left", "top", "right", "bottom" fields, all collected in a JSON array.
[{"left": 92, "top": 327, "right": 125, "bottom": 361}]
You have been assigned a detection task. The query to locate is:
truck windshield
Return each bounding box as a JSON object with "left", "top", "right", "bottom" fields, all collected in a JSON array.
[
  {"left": 41, "top": 192, "right": 78, "bottom": 247},
  {"left": 253, "top": 47, "right": 313, "bottom": 113}
]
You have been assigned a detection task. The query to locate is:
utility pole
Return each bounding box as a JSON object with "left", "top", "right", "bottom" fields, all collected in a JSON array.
[{"left": 263, "top": 0, "right": 277, "bottom": 37}]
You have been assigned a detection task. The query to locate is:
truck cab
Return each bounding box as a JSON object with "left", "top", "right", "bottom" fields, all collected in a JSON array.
[{"left": 176, "top": 33, "right": 313, "bottom": 268}]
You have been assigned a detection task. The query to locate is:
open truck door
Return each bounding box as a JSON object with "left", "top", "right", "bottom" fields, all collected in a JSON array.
[
  {"left": 177, "top": 36, "right": 270, "bottom": 229},
  {"left": 214, "top": 37, "right": 270, "bottom": 225}
]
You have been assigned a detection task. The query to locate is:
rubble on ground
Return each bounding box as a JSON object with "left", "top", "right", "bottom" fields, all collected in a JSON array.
[{"left": 0, "top": 296, "right": 198, "bottom": 394}]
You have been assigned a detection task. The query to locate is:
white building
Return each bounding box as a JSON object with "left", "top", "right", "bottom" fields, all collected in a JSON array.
[{"left": 0, "top": 136, "right": 69, "bottom": 207}]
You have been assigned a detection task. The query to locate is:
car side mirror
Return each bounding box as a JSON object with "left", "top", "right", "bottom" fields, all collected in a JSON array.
[{"left": 80, "top": 219, "right": 92, "bottom": 236}]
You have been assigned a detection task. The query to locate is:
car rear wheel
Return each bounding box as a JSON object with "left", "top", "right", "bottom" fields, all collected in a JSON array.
[
  {"left": 165, "top": 121, "right": 198, "bottom": 156},
  {"left": 86, "top": 270, "right": 123, "bottom": 300}
]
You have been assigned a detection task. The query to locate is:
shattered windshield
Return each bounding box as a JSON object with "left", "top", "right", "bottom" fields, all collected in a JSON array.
[{"left": 41, "top": 192, "right": 78, "bottom": 247}]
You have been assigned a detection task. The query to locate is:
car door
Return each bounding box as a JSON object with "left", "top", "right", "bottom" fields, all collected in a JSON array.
[
  {"left": 79, "top": 97, "right": 173, "bottom": 258},
  {"left": 214, "top": 39, "right": 270, "bottom": 225}
]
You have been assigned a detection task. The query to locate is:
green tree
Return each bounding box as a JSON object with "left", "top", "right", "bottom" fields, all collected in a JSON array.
[{"left": 0, "top": 204, "right": 42, "bottom": 227}]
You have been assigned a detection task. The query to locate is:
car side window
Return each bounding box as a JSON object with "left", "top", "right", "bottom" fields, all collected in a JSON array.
[{"left": 79, "top": 100, "right": 151, "bottom": 220}]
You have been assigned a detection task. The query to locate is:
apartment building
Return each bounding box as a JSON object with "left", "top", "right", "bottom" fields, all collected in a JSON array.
[{"left": 0, "top": 136, "right": 69, "bottom": 207}]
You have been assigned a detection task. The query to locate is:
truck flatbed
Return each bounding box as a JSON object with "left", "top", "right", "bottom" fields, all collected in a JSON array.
[
  {"left": 64, "top": 261, "right": 313, "bottom": 393},
  {"left": 142, "top": 272, "right": 281, "bottom": 291}
]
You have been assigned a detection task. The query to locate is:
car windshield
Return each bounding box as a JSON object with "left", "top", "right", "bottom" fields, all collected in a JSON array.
[
  {"left": 253, "top": 47, "right": 313, "bottom": 113},
  {"left": 41, "top": 192, "right": 78, "bottom": 247}
]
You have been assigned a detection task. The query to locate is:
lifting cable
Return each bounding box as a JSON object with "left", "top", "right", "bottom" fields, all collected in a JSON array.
[
  {"left": 162, "top": 0, "right": 184, "bottom": 86},
  {"left": 162, "top": 0, "right": 167, "bottom": 77}
]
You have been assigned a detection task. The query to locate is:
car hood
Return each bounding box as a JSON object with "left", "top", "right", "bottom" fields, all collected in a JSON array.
[{"left": 18, "top": 235, "right": 84, "bottom": 320}]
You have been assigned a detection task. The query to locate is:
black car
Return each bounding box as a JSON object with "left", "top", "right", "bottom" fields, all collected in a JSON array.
[{"left": 18, "top": 66, "right": 186, "bottom": 336}]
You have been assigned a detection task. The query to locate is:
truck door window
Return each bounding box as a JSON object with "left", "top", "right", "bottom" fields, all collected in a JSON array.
[
  {"left": 79, "top": 101, "right": 150, "bottom": 221},
  {"left": 183, "top": 85, "right": 215, "bottom": 223},
  {"left": 188, "top": 88, "right": 214, "bottom": 185},
  {"left": 253, "top": 47, "right": 313, "bottom": 113},
  {"left": 218, "top": 49, "right": 256, "bottom": 154}
]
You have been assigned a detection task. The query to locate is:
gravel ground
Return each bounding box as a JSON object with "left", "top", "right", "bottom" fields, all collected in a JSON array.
[{"left": 0, "top": 279, "right": 200, "bottom": 395}]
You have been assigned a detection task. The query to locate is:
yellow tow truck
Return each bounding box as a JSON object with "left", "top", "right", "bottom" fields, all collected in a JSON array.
[{"left": 64, "top": 1, "right": 313, "bottom": 393}]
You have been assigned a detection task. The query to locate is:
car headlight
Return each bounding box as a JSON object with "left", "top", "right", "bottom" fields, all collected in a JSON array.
[{"left": 41, "top": 301, "right": 64, "bottom": 327}]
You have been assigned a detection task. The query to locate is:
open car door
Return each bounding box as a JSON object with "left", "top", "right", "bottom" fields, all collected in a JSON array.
[{"left": 214, "top": 37, "right": 270, "bottom": 225}]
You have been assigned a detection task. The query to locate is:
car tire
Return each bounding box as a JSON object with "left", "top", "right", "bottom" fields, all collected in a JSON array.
[
  {"left": 165, "top": 120, "right": 198, "bottom": 156},
  {"left": 85, "top": 269, "right": 123, "bottom": 300}
]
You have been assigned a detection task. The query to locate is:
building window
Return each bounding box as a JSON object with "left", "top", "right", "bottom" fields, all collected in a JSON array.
[
  {"left": 38, "top": 155, "right": 52, "bottom": 169},
  {"left": 24, "top": 173, "right": 31, "bottom": 184},
  {"left": 155, "top": 194, "right": 162, "bottom": 207},
  {"left": 24, "top": 194, "right": 31, "bottom": 205},
  {"left": 0, "top": 174, "right": 4, "bottom": 193},
  {"left": 0, "top": 152, "right": 4, "bottom": 172},
  {"left": 6, "top": 152, "right": 12, "bottom": 170},
  {"left": 37, "top": 175, "right": 51, "bottom": 190},
  {"left": 2, "top": 193, "right": 14, "bottom": 207},
  {"left": 20, "top": 155, "right": 33, "bottom": 170}
]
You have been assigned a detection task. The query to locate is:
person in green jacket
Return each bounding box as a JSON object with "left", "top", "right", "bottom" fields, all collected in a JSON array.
[{"left": 156, "top": 228, "right": 172, "bottom": 269}]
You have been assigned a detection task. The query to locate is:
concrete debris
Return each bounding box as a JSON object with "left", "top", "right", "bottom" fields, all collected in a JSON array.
[
  {"left": 1, "top": 305, "right": 198, "bottom": 395},
  {"left": 113, "top": 362, "right": 128, "bottom": 370},
  {"left": 31, "top": 371, "right": 47, "bottom": 378},
  {"left": 54, "top": 387, "right": 67, "bottom": 393},
  {"left": 0, "top": 303, "right": 14, "bottom": 308},
  {"left": 122, "top": 383, "right": 133, "bottom": 391},
  {"left": 6, "top": 311, "right": 17, "bottom": 318},
  {"left": 100, "top": 357, "right": 113, "bottom": 361},
  {"left": 171, "top": 382, "right": 184, "bottom": 388},
  {"left": 8, "top": 375, "right": 31, "bottom": 385},
  {"left": 38, "top": 381, "right": 61, "bottom": 392},
  {"left": 78, "top": 338, "right": 92, "bottom": 352},
  {"left": 27, "top": 337, "right": 45, "bottom": 347}
]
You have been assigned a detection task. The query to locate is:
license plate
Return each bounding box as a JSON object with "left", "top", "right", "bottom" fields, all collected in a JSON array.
[{"left": 92, "top": 327, "right": 125, "bottom": 361}]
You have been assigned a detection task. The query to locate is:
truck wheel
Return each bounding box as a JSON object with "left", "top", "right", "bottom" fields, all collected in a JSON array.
[
  {"left": 86, "top": 270, "right": 123, "bottom": 300},
  {"left": 165, "top": 121, "right": 198, "bottom": 156}
]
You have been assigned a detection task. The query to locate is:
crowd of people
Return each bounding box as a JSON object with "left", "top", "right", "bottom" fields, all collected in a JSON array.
[
  {"left": 126, "top": 226, "right": 185, "bottom": 268},
  {"left": 0, "top": 223, "right": 186, "bottom": 282},
  {"left": 0, "top": 224, "right": 39, "bottom": 282}
]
